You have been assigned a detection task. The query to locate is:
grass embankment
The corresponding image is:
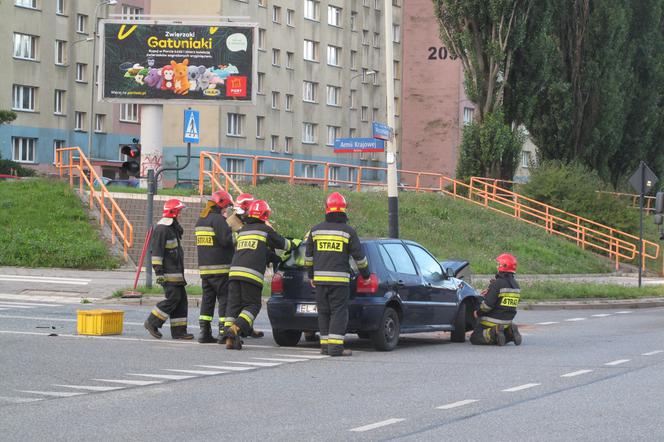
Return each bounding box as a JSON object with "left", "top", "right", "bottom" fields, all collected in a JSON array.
[
  {"left": 0, "top": 179, "right": 119, "bottom": 269},
  {"left": 521, "top": 282, "right": 663, "bottom": 301}
]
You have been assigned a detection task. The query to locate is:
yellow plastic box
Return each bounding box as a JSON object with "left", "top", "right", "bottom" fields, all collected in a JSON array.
[{"left": 77, "top": 309, "right": 124, "bottom": 336}]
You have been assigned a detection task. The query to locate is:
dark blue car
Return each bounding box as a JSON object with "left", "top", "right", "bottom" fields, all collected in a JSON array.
[{"left": 267, "top": 239, "right": 481, "bottom": 351}]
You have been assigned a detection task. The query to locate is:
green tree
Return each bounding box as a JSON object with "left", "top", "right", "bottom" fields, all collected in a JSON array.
[{"left": 0, "top": 110, "right": 17, "bottom": 125}]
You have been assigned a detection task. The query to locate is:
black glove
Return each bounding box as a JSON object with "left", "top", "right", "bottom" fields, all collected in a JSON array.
[{"left": 155, "top": 275, "right": 166, "bottom": 285}]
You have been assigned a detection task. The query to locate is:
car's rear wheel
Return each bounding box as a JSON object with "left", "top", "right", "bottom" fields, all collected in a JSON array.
[
  {"left": 272, "top": 329, "right": 302, "bottom": 347},
  {"left": 357, "top": 331, "right": 370, "bottom": 339},
  {"left": 450, "top": 301, "right": 467, "bottom": 343},
  {"left": 371, "top": 307, "right": 400, "bottom": 351}
]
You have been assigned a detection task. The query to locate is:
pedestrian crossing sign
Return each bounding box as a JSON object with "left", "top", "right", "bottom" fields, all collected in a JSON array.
[{"left": 183, "top": 109, "right": 200, "bottom": 144}]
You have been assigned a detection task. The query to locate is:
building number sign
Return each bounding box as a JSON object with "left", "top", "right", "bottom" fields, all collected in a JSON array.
[{"left": 428, "top": 46, "right": 457, "bottom": 60}]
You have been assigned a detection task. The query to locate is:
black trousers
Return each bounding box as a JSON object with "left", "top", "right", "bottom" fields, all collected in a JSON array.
[
  {"left": 470, "top": 319, "right": 514, "bottom": 345},
  {"left": 226, "top": 280, "right": 262, "bottom": 336},
  {"left": 199, "top": 275, "right": 229, "bottom": 328},
  {"left": 316, "top": 285, "right": 349, "bottom": 351},
  {"left": 147, "top": 284, "right": 189, "bottom": 337}
]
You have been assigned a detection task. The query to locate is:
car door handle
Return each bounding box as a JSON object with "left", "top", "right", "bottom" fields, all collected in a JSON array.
[{"left": 396, "top": 280, "right": 406, "bottom": 288}]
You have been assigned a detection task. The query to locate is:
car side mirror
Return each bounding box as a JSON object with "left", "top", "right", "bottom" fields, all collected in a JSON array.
[{"left": 445, "top": 267, "right": 455, "bottom": 279}]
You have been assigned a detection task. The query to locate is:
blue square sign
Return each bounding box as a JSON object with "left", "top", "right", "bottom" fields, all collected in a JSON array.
[{"left": 183, "top": 109, "right": 200, "bottom": 144}]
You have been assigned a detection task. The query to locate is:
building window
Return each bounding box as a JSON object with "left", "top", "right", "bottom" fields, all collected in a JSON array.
[
  {"left": 392, "top": 0, "right": 401, "bottom": 5},
  {"left": 326, "top": 85, "right": 340, "bottom": 106},
  {"left": 463, "top": 107, "right": 475, "bottom": 125},
  {"left": 226, "top": 158, "right": 245, "bottom": 181},
  {"left": 13, "top": 33, "right": 37, "bottom": 60},
  {"left": 303, "top": 164, "right": 317, "bottom": 178},
  {"left": 350, "top": 51, "right": 357, "bottom": 70},
  {"left": 302, "top": 122, "right": 317, "bottom": 144},
  {"left": 286, "top": 52, "right": 294, "bottom": 69},
  {"left": 54, "top": 89, "right": 65, "bottom": 115},
  {"left": 327, "top": 126, "right": 339, "bottom": 146},
  {"left": 362, "top": 30, "right": 369, "bottom": 45},
  {"left": 12, "top": 85, "right": 36, "bottom": 111},
  {"left": 256, "top": 116, "right": 264, "bottom": 138},
  {"left": 76, "top": 14, "right": 88, "bottom": 34},
  {"left": 258, "top": 0, "right": 266, "bottom": 6},
  {"left": 258, "top": 29, "right": 266, "bottom": 50},
  {"left": 56, "top": 0, "right": 64, "bottom": 14},
  {"left": 303, "top": 81, "right": 318, "bottom": 102},
  {"left": 286, "top": 9, "right": 294, "bottom": 26},
  {"left": 120, "top": 103, "right": 139, "bottom": 122},
  {"left": 363, "top": 0, "right": 370, "bottom": 6},
  {"left": 55, "top": 40, "right": 66, "bottom": 65},
  {"left": 373, "top": 32, "right": 380, "bottom": 48},
  {"left": 328, "top": 5, "right": 342, "bottom": 27},
  {"left": 272, "top": 5, "right": 281, "bottom": 23},
  {"left": 272, "top": 48, "right": 281, "bottom": 66},
  {"left": 74, "top": 111, "right": 85, "bottom": 131},
  {"left": 393, "top": 24, "right": 401, "bottom": 43},
  {"left": 522, "top": 151, "right": 532, "bottom": 168},
  {"left": 372, "top": 70, "right": 379, "bottom": 86},
  {"left": 76, "top": 63, "right": 87, "bottom": 82},
  {"left": 394, "top": 97, "right": 400, "bottom": 116},
  {"left": 227, "top": 113, "right": 245, "bottom": 137},
  {"left": 304, "top": 0, "right": 319, "bottom": 21},
  {"left": 270, "top": 135, "right": 279, "bottom": 152},
  {"left": 271, "top": 91, "right": 280, "bottom": 109},
  {"left": 393, "top": 60, "right": 401, "bottom": 80},
  {"left": 257, "top": 72, "right": 265, "bottom": 94},
  {"left": 374, "top": 0, "right": 380, "bottom": 9},
  {"left": 349, "top": 128, "right": 357, "bottom": 138},
  {"left": 372, "top": 107, "right": 379, "bottom": 121},
  {"left": 327, "top": 45, "right": 341, "bottom": 67},
  {"left": 285, "top": 94, "right": 293, "bottom": 111},
  {"left": 15, "top": 0, "right": 37, "bottom": 8},
  {"left": 350, "top": 90, "right": 357, "bottom": 109},
  {"left": 328, "top": 166, "right": 340, "bottom": 184},
  {"left": 361, "top": 106, "right": 368, "bottom": 122},
  {"left": 53, "top": 139, "right": 65, "bottom": 163},
  {"left": 284, "top": 137, "right": 292, "bottom": 154},
  {"left": 95, "top": 114, "right": 105, "bottom": 132},
  {"left": 12, "top": 137, "right": 36, "bottom": 163},
  {"left": 303, "top": 39, "right": 319, "bottom": 62},
  {"left": 121, "top": 5, "right": 143, "bottom": 19},
  {"left": 350, "top": 12, "right": 357, "bottom": 31}
]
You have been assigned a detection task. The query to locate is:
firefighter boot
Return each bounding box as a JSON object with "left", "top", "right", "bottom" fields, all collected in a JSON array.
[
  {"left": 225, "top": 324, "right": 243, "bottom": 350},
  {"left": 250, "top": 329, "right": 265, "bottom": 338},
  {"left": 320, "top": 344, "right": 328, "bottom": 355},
  {"left": 217, "top": 325, "right": 227, "bottom": 344},
  {"left": 329, "top": 344, "right": 352, "bottom": 357},
  {"left": 197, "top": 321, "right": 216, "bottom": 344},
  {"left": 495, "top": 326, "right": 506, "bottom": 347},
  {"left": 507, "top": 324, "right": 522, "bottom": 346},
  {"left": 144, "top": 320, "right": 162, "bottom": 339}
]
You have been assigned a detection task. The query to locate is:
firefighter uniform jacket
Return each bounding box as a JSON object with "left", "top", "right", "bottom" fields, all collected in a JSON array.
[
  {"left": 194, "top": 207, "right": 234, "bottom": 277},
  {"left": 151, "top": 218, "right": 186, "bottom": 285},
  {"left": 304, "top": 221, "right": 370, "bottom": 285},
  {"left": 229, "top": 219, "right": 291, "bottom": 288},
  {"left": 478, "top": 272, "right": 520, "bottom": 324}
]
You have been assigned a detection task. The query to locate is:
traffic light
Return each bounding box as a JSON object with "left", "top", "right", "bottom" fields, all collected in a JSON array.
[
  {"left": 655, "top": 191, "right": 664, "bottom": 226},
  {"left": 121, "top": 138, "right": 141, "bottom": 176}
]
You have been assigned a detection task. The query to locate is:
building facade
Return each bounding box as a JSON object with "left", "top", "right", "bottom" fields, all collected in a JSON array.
[{"left": 1, "top": 0, "right": 149, "bottom": 177}]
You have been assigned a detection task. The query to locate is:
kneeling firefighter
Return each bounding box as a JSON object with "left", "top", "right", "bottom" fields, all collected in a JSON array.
[
  {"left": 224, "top": 200, "right": 294, "bottom": 349},
  {"left": 195, "top": 189, "right": 235, "bottom": 344},
  {"left": 470, "top": 253, "right": 523, "bottom": 346}
]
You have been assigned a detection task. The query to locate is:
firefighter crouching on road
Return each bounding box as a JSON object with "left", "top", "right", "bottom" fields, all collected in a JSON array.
[
  {"left": 224, "top": 200, "right": 294, "bottom": 350},
  {"left": 144, "top": 199, "right": 193, "bottom": 340},
  {"left": 470, "top": 253, "right": 523, "bottom": 346},
  {"left": 305, "top": 192, "right": 370, "bottom": 357},
  {"left": 195, "top": 190, "right": 235, "bottom": 344}
]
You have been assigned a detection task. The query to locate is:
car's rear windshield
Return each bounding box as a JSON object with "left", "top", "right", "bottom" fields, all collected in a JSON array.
[{"left": 280, "top": 241, "right": 362, "bottom": 273}]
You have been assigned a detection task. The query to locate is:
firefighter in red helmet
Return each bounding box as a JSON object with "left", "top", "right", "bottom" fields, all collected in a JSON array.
[
  {"left": 194, "top": 189, "right": 235, "bottom": 343},
  {"left": 470, "top": 253, "right": 523, "bottom": 346},
  {"left": 304, "top": 192, "right": 370, "bottom": 356},
  {"left": 144, "top": 199, "right": 194, "bottom": 340},
  {"left": 226, "top": 193, "right": 256, "bottom": 232}
]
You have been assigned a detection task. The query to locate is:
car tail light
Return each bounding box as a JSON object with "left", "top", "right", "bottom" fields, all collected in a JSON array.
[
  {"left": 356, "top": 273, "right": 378, "bottom": 294},
  {"left": 271, "top": 272, "right": 283, "bottom": 294}
]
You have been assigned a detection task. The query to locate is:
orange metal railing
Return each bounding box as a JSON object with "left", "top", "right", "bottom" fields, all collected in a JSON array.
[
  {"left": 55, "top": 147, "right": 134, "bottom": 259},
  {"left": 197, "top": 152, "right": 661, "bottom": 274},
  {"left": 596, "top": 190, "right": 657, "bottom": 212}
]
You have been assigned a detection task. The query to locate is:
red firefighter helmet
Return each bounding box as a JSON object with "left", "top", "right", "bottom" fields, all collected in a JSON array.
[
  {"left": 248, "top": 199, "right": 271, "bottom": 222},
  {"left": 163, "top": 198, "right": 185, "bottom": 218},
  {"left": 235, "top": 193, "right": 255, "bottom": 214},
  {"left": 496, "top": 253, "right": 517, "bottom": 273},
  {"left": 210, "top": 189, "right": 233, "bottom": 209},
  {"left": 325, "top": 192, "right": 347, "bottom": 214}
]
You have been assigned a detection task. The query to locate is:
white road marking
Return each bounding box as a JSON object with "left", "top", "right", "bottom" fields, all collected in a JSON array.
[
  {"left": 641, "top": 350, "right": 663, "bottom": 356},
  {"left": 276, "top": 354, "right": 329, "bottom": 359},
  {"left": 54, "top": 385, "right": 125, "bottom": 392},
  {"left": 591, "top": 314, "right": 612, "bottom": 317},
  {"left": 0, "top": 277, "right": 89, "bottom": 285},
  {"left": 560, "top": 369, "right": 593, "bottom": 378},
  {"left": 436, "top": 399, "right": 479, "bottom": 410},
  {"left": 0, "top": 294, "right": 96, "bottom": 304},
  {"left": 0, "top": 396, "right": 44, "bottom": 403},
  {"left": 605, "top": 359, "right": 630, "bottom": 366},
  {"left": 195, "top": 365, "right": 256, "bottom": 372},
  {"left": 93, "top": 379, "right": 162, "bottom": 386},
  {"left": 0, "top": 315, "right": 200, "bottom": 329},
  {"left": 224, "top": 361, "right": 282, "bottom": 367},
  {"left": 350, "top": 418, "right": 406, "bottom": 432},
  {"left": 0, "top": 330, "right": 195, "bottom": 345},
  {"left": 162, "top": 369, "right": 225, "bottom": 376},
  {"left": 0, "top": 275, "right": 91, "bottom": 283},
  {"left": 565, "top": 318, "right": 586, "bottom": 322},
  {"left": 615, "top": 311, "right": 633, "bottom": 314},
  {"left": 0, "top": 308, "right": 9, "bottom": 311},
  {"left": 0, "top": 301, "right": 62, "bottom": 307},
  {"left": 0, "top": 304, "right": 36, "bottom": 309},
  {"left": 536, "top": 322, "right": 559, "bottom": 325},
  {"left": 129, "top": 373, "right": 195, "bottom": 380},
  {"left": 502, "top": 383, "right": 541, "bottom": 392},
  {"left": 253, "top": 357, "right": 309, "bottom": 363},
  {"left": 18, "top": 390, "right": 86, "bottom": 398}
]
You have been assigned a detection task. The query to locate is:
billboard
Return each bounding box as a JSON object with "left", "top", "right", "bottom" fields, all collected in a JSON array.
[{"left": 99, "top": 20, "right": 256, "bottom": 104}]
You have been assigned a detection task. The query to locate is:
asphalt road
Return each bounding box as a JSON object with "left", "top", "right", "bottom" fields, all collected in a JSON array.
[{"left": 0, "top": 292, "right": 663, "bottom": 441}]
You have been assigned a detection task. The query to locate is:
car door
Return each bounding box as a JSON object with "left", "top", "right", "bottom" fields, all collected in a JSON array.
[
  {"left": 379, "top": 242, "right": 432, "bottom": 326},
  {"left": 406, "top": 244, "right": 459, "bottom": 326}
]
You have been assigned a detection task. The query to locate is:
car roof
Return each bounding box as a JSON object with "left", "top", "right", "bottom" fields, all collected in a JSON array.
[{"left": 360, "top": 238, "right": 421, "bottom": 247}]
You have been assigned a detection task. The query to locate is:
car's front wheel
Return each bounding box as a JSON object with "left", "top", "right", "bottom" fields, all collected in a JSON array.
[
  {"left": 371, "top": 307, "right": 400, "bottom": 351},
  {"left": 272, "top": 329, "right": 302, "bottom": 347},
  {"left": 450, "top": 301, "right": 467, "bottom": 343}
]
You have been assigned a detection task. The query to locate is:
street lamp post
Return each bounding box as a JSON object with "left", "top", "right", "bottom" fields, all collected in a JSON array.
[
  {"left": 348, "top": 70, "right": 376, "bottom": 136},
  {"left": 383, "top": 0, "right": 399, "bottom": 238},
  {"left": 87, "top": 0, "right": 117, "bottom": 160}
]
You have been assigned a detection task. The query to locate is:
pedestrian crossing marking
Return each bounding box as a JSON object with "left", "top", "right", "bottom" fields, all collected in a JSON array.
[
  {"left": 253, "top": 357, "right": 309, "bottom": 363},
  {"left": 18, "top": 390, "right": 85, "bottom": 398},
  {"left": 195, "top": 365, "right": 256, "bottom": 371},
  {"left": 54, "top": 385, "right": 125, "bottom": 392},
  {"left": 129, "top": 373, "right": 196, "bottom": 380},
  {"left": 162, "top": 369, "right": 226, "bottom": 376},
  {"left": 93, "top": 379, "right": 162, "bottom": 386}
]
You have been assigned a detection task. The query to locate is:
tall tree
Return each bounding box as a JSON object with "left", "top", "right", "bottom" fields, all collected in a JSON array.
[{"left": 0, "top": 110, "right": 17, "bottom": 125}]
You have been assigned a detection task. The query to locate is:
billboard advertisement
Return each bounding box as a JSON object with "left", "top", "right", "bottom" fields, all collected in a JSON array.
[{"left": 99, "top": 21, "right": 256, "bottom": 104}]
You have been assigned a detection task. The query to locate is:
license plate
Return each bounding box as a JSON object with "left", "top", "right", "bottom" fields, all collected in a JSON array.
[{"left": 296, "top": 304, "right": 318, "bottom": 314}]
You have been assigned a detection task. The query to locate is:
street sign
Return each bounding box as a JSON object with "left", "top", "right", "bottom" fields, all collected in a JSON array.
[
  {"left": 183, "top": 109, "right": 200, "bottom": 144},
  {"left": 334, "top": 138, "right": 385, "bottom": 153},
  {"left": 372, "top": 122, "right": 392, "bottom": 141},
  {"left": 629, "top": 162, "right": 658, "bottom": 194}
]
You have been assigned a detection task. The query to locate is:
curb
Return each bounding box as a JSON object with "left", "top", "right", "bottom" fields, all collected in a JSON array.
[
  {"left": 98, "top": 297, "right": 270, "bottom": 308},
  {"left": 522, "top": 297, "right": 664, "bottom": 310}
]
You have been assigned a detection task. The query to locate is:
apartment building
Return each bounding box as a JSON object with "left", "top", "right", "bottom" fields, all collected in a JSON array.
[{"left": 1, "top": 0, "right": 148, "bottom": 177}]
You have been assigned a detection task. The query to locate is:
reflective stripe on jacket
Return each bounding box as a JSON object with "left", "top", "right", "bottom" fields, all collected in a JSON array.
[
  {"left": 195, "top": 208, "right": 234, "bottom": 277},
  {"left": 150, "top": 218, "right": 186, "bottom": 285},
  {"left": 478, "top": 272, "right": 520, "bottom": 321}
]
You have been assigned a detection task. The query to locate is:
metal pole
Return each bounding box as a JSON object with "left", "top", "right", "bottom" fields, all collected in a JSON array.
[
  {"left": 638, "top": 161, "right": 645, "bottom": 288},
  {"left": 145, "top": 169, "right": 155, "bottom": 288},
  {"left": 87, "top": 1, "right": 108, "bottom": 160},
  {"left": 384, "top": 0, "right": 399, "bottom": 238}
]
